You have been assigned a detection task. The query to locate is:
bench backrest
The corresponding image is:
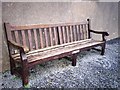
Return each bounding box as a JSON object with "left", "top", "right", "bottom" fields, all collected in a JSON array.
[{"left": 4, "top": 19, "right": 90, "bottom": 51}]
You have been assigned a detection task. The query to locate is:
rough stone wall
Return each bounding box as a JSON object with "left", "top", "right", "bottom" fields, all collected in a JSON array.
[{"left": 1, "top": 2, "right": 119, "bottom": 72}]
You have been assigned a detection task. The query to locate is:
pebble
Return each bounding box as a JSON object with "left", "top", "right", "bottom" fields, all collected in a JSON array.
[{"left": 1, "top": 38, "right": 120, "bottom": 88}]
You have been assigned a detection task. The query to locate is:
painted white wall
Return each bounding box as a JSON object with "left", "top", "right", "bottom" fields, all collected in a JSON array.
[
  {"left": 2, "top": 2, "right": 119, "bottom": 71},
  {"left": 1, "top": 0, "right": 120, "bottom": 2},
  {"left": 2, "top": 2, "right": 118, "bottom": 39},
  {"left": 0, "top": 1, "right": 2, "bottom": 72}
]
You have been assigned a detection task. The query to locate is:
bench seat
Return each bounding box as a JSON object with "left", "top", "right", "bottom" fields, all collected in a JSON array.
[{"left": 12, "top": 39, "right": 104, "bottom": 63}]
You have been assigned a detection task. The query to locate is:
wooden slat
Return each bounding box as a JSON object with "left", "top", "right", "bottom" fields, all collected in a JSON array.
[
  {"left": 44, "top": 28, "right": 49, "bottom": 47},
  {"left": 80, "top": 25, "right": 84, "bottom": 40},
  {"left": 73, "top": 25, "right": 77, "bottom": 41},
  {"left": 76, "top": 25, "right": 80, "bottom": 40},
  {"left": 62, "top": 26, "right": 66, "bottom": 43},
  {"left": 11, "top": 31, "right": 16, "bottom": 42},
  {"left": 70, "top": 26, "right": 73, "bottom": 42},
  {"left": 49, "top": 27, "right": 54, "bottom": 46},
  {"left": 5, "top": 23, "right": 12, "bottom": 41},
  {"left": 15, "top": 31, "right": 20, "bottom": 44},
  {"left": 79, "top": 25, "right": 82, "bottom": 40},
  {"left": 33, "top": 29, "right": 38, "bottom": 49},
  {"left": 85, "top": 24, "right": 88, "bottom": 39},
  {"left": 53, "top": 27, "right": 58, "bottom": 45},
  {"left": 83, "top": 24, "right": 86, "bottom": 39},
  {"left": 58, "top": 26, "right": 63, "bottom": 44},
  {"left": 21, "top": 30, "right": 27, "bottom": 47},
  {"left": 39, "top": 28, "right": 44, "bottom": 48},
  {"left": 66, "top": 26, "right": 70, "bottom": 43},
  {"left": 84, "top": 24, "right": 87, "bottom": 39},
  {"left": 28, "top": 30, "right": 33, "bottom": 50}
]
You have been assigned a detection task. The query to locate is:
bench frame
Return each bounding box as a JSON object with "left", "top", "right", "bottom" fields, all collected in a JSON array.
[{"left": 4, "top": 19, "right": 109, "bottom": 87}]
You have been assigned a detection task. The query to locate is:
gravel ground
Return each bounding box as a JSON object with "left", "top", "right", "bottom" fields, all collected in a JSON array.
[{"left": 1, "top": 38, "right": 120, "bottom": 89}]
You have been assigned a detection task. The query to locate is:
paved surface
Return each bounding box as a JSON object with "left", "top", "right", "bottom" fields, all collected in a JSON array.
[{"left": 1, "top": 38, "right": 120, "bottom": 88}]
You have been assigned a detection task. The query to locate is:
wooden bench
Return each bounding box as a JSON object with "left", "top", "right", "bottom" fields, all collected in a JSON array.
[{"left": 4, "top": 19, "right": 109, "bottom": 87}]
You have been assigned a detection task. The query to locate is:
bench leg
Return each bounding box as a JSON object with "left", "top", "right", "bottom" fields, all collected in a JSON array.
[
  {"left": 21, "top": 62, "right": 29, "bottom": 87},
  {"left": 72, "top": 54, "right": 77, "bottom": 66},
  {"left": 10, "top": 57, "right": 16, "bottom": 75},
  {"left": 22, "top": 67, "right": 29, "bottom": 87},
  {"left": 101, "top": 43, "right": 105, "bottom": 55}
]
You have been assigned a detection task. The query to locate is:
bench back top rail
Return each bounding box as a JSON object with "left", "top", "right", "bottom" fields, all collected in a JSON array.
[{"left": 4, "top": 19, "right": 90, "bottom": 51}]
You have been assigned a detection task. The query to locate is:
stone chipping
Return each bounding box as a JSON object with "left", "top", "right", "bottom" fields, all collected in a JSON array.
[{"left": 1, "top": 38, "right": 120, "bottom": 89}]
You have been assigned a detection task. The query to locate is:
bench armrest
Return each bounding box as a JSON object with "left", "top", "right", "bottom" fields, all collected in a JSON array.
[
  {"left": 8, "top": 40, "right": 29, "bottom": 53},
  {"left": 8, "top": 40, "right": 29, "bottom": 61},
  {"left": 89, "top": 29, "right": 109, "bottom": 41},
  {"left": 90, "top": 29, "right": 109, "bottom": 36}
]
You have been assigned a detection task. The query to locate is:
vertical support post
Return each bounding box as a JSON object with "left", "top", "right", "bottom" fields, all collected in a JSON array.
[
  {"left": 101, "top": 32, "right": 107, "bottom": 55},
  {"left": 72, "top": 54, "right": 77, "bottom": 66},
  {"left": 4, "top": 23, "right": 14, "bottom": 75},
  {"left": 101, "top": 33, "right": 106, "bottom": 55},
  {"left": 87, "top": 19, "right": 91, "bottom": 51},
  {"left": 101, "top": 43, "right": 105, "bottom": 55},
  {"left": 87, "top": 19, "right": 91, "bottom": 39}
]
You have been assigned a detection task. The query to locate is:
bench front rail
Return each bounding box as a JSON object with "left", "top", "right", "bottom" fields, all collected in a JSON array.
[{"left": 4, "top": 19, "right": 109, "bottom": 87}]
